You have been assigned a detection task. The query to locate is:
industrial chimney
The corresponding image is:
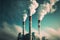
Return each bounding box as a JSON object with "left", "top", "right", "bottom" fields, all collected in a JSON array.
[
  {"left": 23, "top": 13, "right": 27, "bottom": 36},
  {"left": 23, "top": 21, "right": 25, "bottom": 36},
  {"left": 29, "top": 16, "right": 32, "bottom": 40},
  {"left": 38, "top": 20, "right": 40, "bottom": 40},
  {"left": 28, "top": 8, "right": 32, "bottom": 40},
  {"left": 38, "top": 20, "right": 40, "bottom": 34},
  {"left": 28, "top": 0, "right": 39, "bottom": 40}
]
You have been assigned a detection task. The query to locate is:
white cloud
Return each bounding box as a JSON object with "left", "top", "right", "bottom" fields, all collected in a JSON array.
[
  {"left": 0, "top": 22, "right": 60, "bottom": 40},
  {"left": 31, "top": 28, "right": 50, "bottom": 38},
  {"left": 0, "top": 22, "right": 28, "bottom": 40},
  {"left": 46, "top": 27, "right": 60, "bottom": 37},
  {"left": 0, "top": 22, "right": 17, "bottom": 40},
  {"left": 32, "top": 27, "right": 60, "bottom": 40},
  {"left": 14, "top": 24, "right": 28, "bottom": 34},
  {"left": 42, "top": 27, "right": 60, "bottom": 40}
]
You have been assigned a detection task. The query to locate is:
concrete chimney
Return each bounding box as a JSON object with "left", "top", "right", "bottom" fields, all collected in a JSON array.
[
  {"left": 38, "top": 20, "right": 40, "bottom": 40},
  {"left": 29, "top": 16, "right": 32, "bottom": 40},
  {"left": 23, "top": 21, "right": 25, "bottom": 36},
  {"left": 38, "top": 20, "right": 40, "bottom": 34},
  {"left": 28, "top": 8, "right": 32, "bottom": 40}
]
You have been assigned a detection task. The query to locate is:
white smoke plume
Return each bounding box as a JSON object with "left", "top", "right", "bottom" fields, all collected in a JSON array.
[
  {"left": 23, "top": 10, "right": 27, "bottom": 22},
  {"left": 50, "top": 0, "right": 59, "bottom": 5},
  {"left": 38, "top": 0, "right": 59, "bottom": 21},
  {"left": 50, "top": 0, "right": 59, "bottom": 13},
  {"left": 29, "top": 0, "right": 39, "bottom": 16},
  {"left": 38, "top": 3, "right": 50, "bottom": 20}
]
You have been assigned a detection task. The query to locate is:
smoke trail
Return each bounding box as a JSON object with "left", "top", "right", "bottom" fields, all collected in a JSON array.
[
  {"left": 50, "top": 0, "right": 59, "bottom": 5},
  {"left": 29, "top": 0, "right": 39, "bottom": 16},
  {"left": 38, "top": 0, "right": 59, "bottom": 21},
  {"left": 38, "top": 3, "right": 50, "bottom": 21},
  {"left": 50, "top": 0, "right": 59, "bottom": 13},
  {"left": 23, "top": 10, "right": 27, "bottom": 22}
]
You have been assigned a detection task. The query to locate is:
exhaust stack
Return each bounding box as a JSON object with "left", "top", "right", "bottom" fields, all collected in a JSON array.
[
  {"left": 38, "top": 20, "right": 40, "bottom": 34},
  {"left": 29, "top": 16, "right": 32, "bottom": 40},
  {"left": 38, "top": 20, "right": 40, "bottom": 40},
  {"left": 23, "top": 21, "right": 25, "bottom": 36},
  {"left": 23, "top": 13, "right": 27, "bottom": 36}
]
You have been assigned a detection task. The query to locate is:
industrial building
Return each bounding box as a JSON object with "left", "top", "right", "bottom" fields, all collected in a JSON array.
[
  {"left": 17, "top": 12, "right": 41, "bottom": 40},
  {"left": 17, "top": 32, "right": 40, "bottom": 40}
]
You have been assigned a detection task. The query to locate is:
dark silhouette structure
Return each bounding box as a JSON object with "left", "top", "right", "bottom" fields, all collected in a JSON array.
[
  {"left": 17, "top": 32, "right": 40, "bottom": 40},
  {"left": 29, "top": 15, "right": 32, "bottom": 40},
  {"left": 32, "top": 32, "right": 35, "bottom": 40},
  {"left": 23, "top": 21, "right": 25, "bottom": 36},
  {"left": 17, "top": 33, "right": 22, "bottom": 40},
  {"left": 42, "top": 36, "right": 45, "bottom": 40}
]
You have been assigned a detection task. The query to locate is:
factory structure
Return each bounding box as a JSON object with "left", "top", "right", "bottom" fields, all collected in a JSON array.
[
  {"left": 17, "top": 9, "right": 48, "bottom": 40},
  {"left": 17, "top": 0, "right": 48, "bottom": 40}
]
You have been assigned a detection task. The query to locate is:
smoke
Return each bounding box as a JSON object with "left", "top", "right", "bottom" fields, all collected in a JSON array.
[
  {"left": 50, "top": 0, "right": 59, "bottom": 13},
  {"left": 38, "top": 0, "right": 59, "bottom": 21},
  {"left": 50, "top": 0, "right": 59, "bottom": 5},
  {"left": 29, "top": 0, "right": 39, "bottom": 16},
  {"left": 38, "top": 3, "right": 50, "bottom": 20},
  {"left": 23, "top": 10, "right": 27, "bottom": 22}
]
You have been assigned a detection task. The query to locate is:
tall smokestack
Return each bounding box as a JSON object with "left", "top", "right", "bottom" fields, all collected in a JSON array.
[
  {"left": 38, "top": 20, "right": 40, "bottom": 40},
  {"left": 23, "top": 21, "right": 25, "bottom": 36},
  {"left": 29, "top": 16, "right": 32, "bottom": 40},
  {"left": 28, "top": 8, "right": 32, "bottom": 40},
  {"left": 23, "top": 13, "right": 27, "bottom": 36},
  {"left": 38, "top": 20, "right": 40, "bottom": 34},
  {"left": 28, "top": 0, "right": 38, "bottom": 40}
]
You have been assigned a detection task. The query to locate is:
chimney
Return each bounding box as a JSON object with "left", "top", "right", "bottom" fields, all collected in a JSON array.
[
  {"left": 38, "top": 20, "right": 40, "bottom": 39},
  {"left": 23, "top": 13, "right": 27, "bottom": 36},
  {"left": 23, "top": 21, "right": 25, "bottom": 36},
  {"left": 28, "top": 8, "right": 32, "bottom": 40},
  {"left": 29, "top": 16, "right": 32, "bottom": 40},
  {"left": 17, "top": 33, "right": 22, "bottom": 40}
]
